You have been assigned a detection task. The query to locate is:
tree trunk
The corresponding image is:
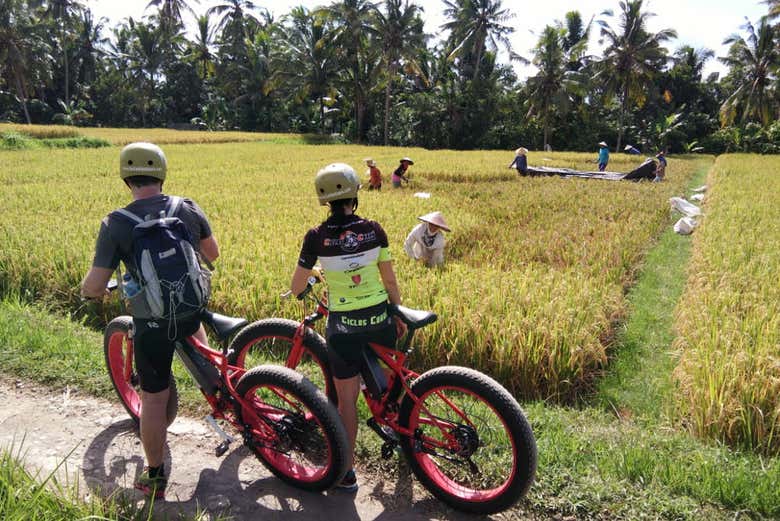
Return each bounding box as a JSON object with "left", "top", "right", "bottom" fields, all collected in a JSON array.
[
  {"left": 354, "top": 59, "right": 362, "bottom": 143},
  {"left": 14, "top": 74, "right": 31, "bottom": 124},
  {"left": 544, "top": 118, "right": 550, "bottom": 151},
  {"left": 616, "top": 84, "right": 628, "bottom": 152},
  {"left": 319, "top": 96, "right": 325, "bottom": 134},
  {"left": 62, "top": 25, "right": 70, "bottom": 104},
  {"left": 472, "top": 39, "right": 484, "bottom": 81},
  {"left": 383, "top": 62, "right": 396, "bottom": 146}
]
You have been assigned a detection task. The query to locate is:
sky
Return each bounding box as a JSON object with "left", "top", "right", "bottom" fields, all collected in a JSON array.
[{"left": 86, "top": 0, "right": 769, "bottom": 80}]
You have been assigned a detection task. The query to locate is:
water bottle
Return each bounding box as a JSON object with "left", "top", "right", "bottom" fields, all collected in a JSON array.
[{"left": 122, "top": 273, "right": 140, "bottom": 298}]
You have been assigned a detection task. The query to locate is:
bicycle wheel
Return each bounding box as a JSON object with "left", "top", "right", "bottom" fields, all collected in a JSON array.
[
  {"left": 103, "top": 316, "right": 178, "bottom": 427},
  {"left": 235, "top": 365, "right": 349, "bottom": 492},
  {"left": 398, "top": 366, "right": 536, "bottom": 515},
  {"left": 228, "top": 318, "right": 335, "bottom": 403}
]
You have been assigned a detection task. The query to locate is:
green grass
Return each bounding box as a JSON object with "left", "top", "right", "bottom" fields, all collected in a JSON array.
[
  {"left": 1, "top": 443, "right": 145, "bottom": 520},
  {"left": 0, "top": 131, "right": 110, "bottom": 150},
  {"left": 2, "top": 295, "right": 779, "bottom": 519},
  {"left": 596, "top": 165, "right": 709, "bottom": 420}
]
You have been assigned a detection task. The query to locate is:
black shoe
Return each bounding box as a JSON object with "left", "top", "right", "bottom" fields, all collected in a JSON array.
[{"left": 336, "top": 469, "right": 358, "bottom": 492}]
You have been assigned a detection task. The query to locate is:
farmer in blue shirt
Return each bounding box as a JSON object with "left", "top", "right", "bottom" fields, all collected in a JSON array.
[
  {"left": 597, "top": 141, "right": 610, "bottom": 171},
  {"left": 508, "top": 147, "right": 528, "bottom": 176}
]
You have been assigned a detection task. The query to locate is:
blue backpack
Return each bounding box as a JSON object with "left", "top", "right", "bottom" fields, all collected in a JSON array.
[{"left": 113, "top": 196, "right": 211, "bottom": 325}]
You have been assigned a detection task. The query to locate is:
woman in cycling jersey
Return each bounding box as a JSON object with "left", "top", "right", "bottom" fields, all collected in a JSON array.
[{"left": 290, "top": 162, "right": 406, "bottom": 492}]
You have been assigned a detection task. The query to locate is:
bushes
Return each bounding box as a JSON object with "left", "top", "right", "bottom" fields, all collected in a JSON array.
[{"left": 0, "top": 130, "right": 109, "bottom": 150}]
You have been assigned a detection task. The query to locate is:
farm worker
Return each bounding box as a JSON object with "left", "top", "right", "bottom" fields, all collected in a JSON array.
[
  {"left": 80, "top": 142, "right": 220, "bottom": 499},
  {"left": 403, "top": 211, "right": 450, "bottom": 267},
  {"left": 392, "top": 157, "right": 413, "bottom": 188},
  {"left": 653, "top": 151, "right": 667, "bottom": 182},
  {"left": 508, "top": 147, "right": 529, "bottom": 176},
  {"left": 290, "top": 162, "right": 406, "bottom": 492},
  {"left": 364, "top": 157, "right": 382, "bottom": 190},
  {"left": 624, "top": 144, "right": 641, "bottom": 154},
  {"left": 597, "top": 141, "right": 610, "bottom": 171}
]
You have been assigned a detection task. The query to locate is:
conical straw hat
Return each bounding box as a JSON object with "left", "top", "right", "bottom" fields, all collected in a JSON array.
[
  {"left": 418, "top": 211, "right": 450, "bottom": 232},
  {"left": 515, "top": 147, "right": 528, "bottom": 156}
]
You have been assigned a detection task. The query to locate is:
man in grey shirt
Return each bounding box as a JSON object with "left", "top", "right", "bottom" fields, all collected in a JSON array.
[{"left": 81, "top": 142, "right": 219, "bottom": 499}]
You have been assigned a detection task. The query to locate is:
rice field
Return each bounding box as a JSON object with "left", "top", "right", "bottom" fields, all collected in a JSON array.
[
  {"left": 673, "top": 154, "right": 780, "bottom": 455},
  {"left": 0, "top": 132, "right": 707, "bottom": 400}
]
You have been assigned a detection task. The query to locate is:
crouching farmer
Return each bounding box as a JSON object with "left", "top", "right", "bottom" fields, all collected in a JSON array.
[{"left": 403, "top": 211, "right": 450, "bottom": 267}]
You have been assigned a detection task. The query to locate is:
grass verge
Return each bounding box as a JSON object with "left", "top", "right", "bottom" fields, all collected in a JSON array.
[
  {"left": 1, "top": 294, "right": 778, "bottom": 519},
  {"left": 0, "top": 131, "right": 110, "bottom": 150},
  {"left": 595, "top": 164, "right": 709, "bottom": 420},
  {"left": 1, "top": 442, "right": 145, "bottom": 520}
]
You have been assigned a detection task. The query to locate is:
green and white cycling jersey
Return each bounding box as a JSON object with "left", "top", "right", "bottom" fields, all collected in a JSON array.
[{"left": 297, "top": 214, "right": 391, "bottom": 312}]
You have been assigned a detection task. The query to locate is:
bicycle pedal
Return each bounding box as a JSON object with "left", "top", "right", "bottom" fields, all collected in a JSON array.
[
  {"left": 381, "top": 441, "right": 398, "bottom": 460},
  {"left": 215, "top": 440, "right": 230, "bottom": 457}
]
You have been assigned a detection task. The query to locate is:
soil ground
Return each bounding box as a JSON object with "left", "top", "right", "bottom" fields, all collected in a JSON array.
[{"left": 0, "top": 376, "right": 533, "bottom": 520}]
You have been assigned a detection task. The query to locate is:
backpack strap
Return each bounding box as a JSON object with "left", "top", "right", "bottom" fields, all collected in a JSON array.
[
  {"left": 167, "top": 196, "right": 183, "bottom": 218},
  {"left": 112, "top": 208, "right": 144, "bottom": 225}
]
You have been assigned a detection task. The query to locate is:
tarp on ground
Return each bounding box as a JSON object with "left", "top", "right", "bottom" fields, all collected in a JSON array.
[{"left": 526, "top": 158, "right": 657, "bottom": 182}]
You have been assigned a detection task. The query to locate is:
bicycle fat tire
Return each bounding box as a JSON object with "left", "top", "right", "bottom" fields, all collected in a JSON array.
[
  {"left": 228, "top": 318, "right": 335, "bottom": 404},
  {"left": 398, "top": 366, "right": 537, "bottom": 514},
  {"left": 235, "top": 365, "right": 349, "bottom": 492}
]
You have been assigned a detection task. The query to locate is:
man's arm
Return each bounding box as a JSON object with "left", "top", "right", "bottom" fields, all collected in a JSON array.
[
  {"left": 200, "top": 235, "right": 220, "bottom": 263},
  {"left": 81, "top": 267, "right": 114, "bottom": 298}
]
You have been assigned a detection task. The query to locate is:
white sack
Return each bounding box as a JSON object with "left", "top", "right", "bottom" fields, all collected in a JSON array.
[
  {"left": 690, "top": 193, "right": 704, "bottom": 202},
  {"left": 674, "top": 217, "right": 698, "bottom": 235},
  {"left": 692, "top": 185, "right": 707, "bottom": 193},
  {"left": 670, "top": 197, "right": 702, "bottom": 217}
]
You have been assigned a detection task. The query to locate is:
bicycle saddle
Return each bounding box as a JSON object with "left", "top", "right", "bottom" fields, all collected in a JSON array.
[
  {"left": 202, "top": 311, "right": 248, "bottom": 341},
  {"left": 389, "top": 304, "right": 437, "bottom": 329}
]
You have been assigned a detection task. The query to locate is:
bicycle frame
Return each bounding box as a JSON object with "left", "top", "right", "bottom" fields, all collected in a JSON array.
[
  {"left": 289, "top": 286, "right": 474, "bottom": 455},
  {"left": 120, "top": 326, "right": 296, "bottom": 446},
  {"left": 363, "top": 342, "right": 476, "bottom": 453}
]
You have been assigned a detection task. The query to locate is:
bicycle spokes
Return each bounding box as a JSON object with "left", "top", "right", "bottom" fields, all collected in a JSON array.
[
  {"left": 241, "top": 383, "right": 332, "bottom": 483},
  {"left": 409, "top": 387, "right": 516, "bottom": 500}
]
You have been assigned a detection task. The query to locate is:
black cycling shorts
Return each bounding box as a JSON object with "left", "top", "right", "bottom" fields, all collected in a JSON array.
[
  {"left": 326, "top": 302, "right": 397, "bottom": 379},
  {"left": 133, "top": 317, "right": 200, "bottom": 393}
]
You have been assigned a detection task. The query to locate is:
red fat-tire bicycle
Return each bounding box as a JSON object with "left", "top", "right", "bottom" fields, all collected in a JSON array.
[
  {"left": 229, "top": 278, "right": 537, "bottom": 514},
  {"left": 103, "top": 306, "right": 350, "bottom": 492}
]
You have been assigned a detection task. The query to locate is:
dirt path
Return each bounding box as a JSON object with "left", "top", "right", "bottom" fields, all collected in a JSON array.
[{"left": 0, "top": 377, "right": 527, "bottom": 521}]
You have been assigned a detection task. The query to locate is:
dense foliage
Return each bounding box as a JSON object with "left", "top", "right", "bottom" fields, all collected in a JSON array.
[{"left": 0, "top": 0, "right": 778, "bottom": 153}]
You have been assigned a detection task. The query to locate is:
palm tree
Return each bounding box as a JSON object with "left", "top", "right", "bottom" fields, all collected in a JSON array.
[
  {"left": 145, "top": 0, "right": 198, "bottom": 35},
  {"left": 375, "top": 0, "right": 426, "bottom": 145},
  {"left": 441, "top": 0, "right": 515, "bottom": 81},
  {"left": 274, "top": 6, "right": 336, "bottom": 132},
  {"left": 207, "top": 0, "right": 263, "bottom": 36},
  {"left": 317, "top": 0, "right": 378, "bottom": 142},
  {"left": 189, "top": 14, "right": 216, "bottom": 79},
  {"left": 126, "top": 19, "right": 165, "bottom": 125},
  {"left": 526, "top": 25, "right": 577, "bottom": 151},
  {"left": 561, "top": 10, "right": 593, "bottom": 71},
  {"left": 718, "top": 18, "right": 779, "bottom": 127},
  {"left": 0, "top": 0, "right": 51, "bottom": 123},
  {"left": 73, "top": 9, "right": 107, "bottom": 85},
  {"left": 672, "top": 45, "right": 714, "bottom": 82},
  {"left": 597, "top": 0, "right": 677, "bottom": 151},
  {"left": 764, "top": 0, "right": 780, "bottom": 17},
  {"left": 45, "top": 0, "right": 84, "bottom": 104}
]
